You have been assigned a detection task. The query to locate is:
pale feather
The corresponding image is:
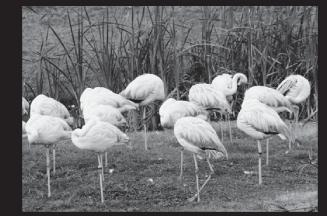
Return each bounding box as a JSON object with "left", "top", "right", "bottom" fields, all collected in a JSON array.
[
  {"left": 120, "top": 73, "right": 165, "bottom": 105},
  {"left": 30, "top": 94, "right": 74, "bottom": 126},
  {"left": 159, "top": 99, "right": 207, "bottom": 128},
  {"left": 174, "top": 116, "right": 228, "bottom": 159},
  {"left": 71, "top": 120, "right": 129, "bottom": 152},
  {"left": 188, "top": 83, "right": 231, "bottom": 113},
  {"left": 25, "top": 114, "right": 72, "bottom": 145},
  {"left": 80, "top": 87, "right": 138, "bottom": 112},
  {"left": 83, "top": 104, "right": 126, "bottom": 127},
  {"left": 244, "top": 86, "right": 293, "bottom": 111},
  {"left": 237, "top": 99, "right": 293, "bottom": 142},
  {"left": 277, "top": 74, "right": 311, "bottom": 104},
  {"left": 211, "top": 73, "right": 233, "bottom": 94}
]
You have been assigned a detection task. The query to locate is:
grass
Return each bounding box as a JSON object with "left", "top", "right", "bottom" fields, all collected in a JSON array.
[{"left": 22, "top": 121, "right": 318, "bottom": 212}]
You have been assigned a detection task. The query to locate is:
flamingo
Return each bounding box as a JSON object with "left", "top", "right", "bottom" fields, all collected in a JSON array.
[
  {"left": 174, "top": 116, "right": 228, "bottom": 202},
  {"left": 30, "top": 94, "right": 74, "bottom": 127},
  {"left": 22, "top": 97, "right": 29, "bottom": 116},
  {"left": 243, "top": 85, "right": 298, "bottom": 157},
  {"left": 120, "top": 73, "right": 165, "bottom": 150},
  {"left": 277, "top": 74, "right": 311, "bottom": 125},
  {"left": 83, "top": 104, "right": 128, "bottom": 167},
  {"left": 212, "top": 73, "right": 248, "bottom": 143},
  {"left": 237, "top": 98, "right": 294, "bottom": 185},
  {"left": 25, "top": 114, "right": 72, "bottom": 197},
  {"left": 159, "top": 98, "right": 208, "bottom": 128},
  {"left": 30, "top": 94, "right": 75, "bottom": 173},
  {"left": 71, "top": 119, "right": 131, "bottom": 203},
  {"left": 188, "top": 83, "right": 232, "bottom": 140},
  {"left": 80, "top": 87, "right": 138, "bottom": 114},
  {"left": 189, "top": 83, "right": 232, "bottom": 115}
]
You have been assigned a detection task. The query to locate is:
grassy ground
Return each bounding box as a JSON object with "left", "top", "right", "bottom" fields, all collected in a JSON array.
[{"left": 22, "top": 121, "right": 318, "bottom": 212}]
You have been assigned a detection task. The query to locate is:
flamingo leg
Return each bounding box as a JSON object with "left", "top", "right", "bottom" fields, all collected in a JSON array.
[
  {"left": 257, "top": 140, "right": 262, "bottom": 185},
  {"left": 188, "top": 153, "right": 200, "bottom": 202},
  {"left": 227, "top": 114, "right": 233, "bottom": 144},
  {"left": 143, "top": 106, "right": 148, "bottom": 151},
  {"left": 101, "top": 154, "right": 104, "bottom": 181},
  {"left": 295, "top": 109, "right": 300, "bottom": 147},
  {"left": 188, "top": 157, "right": 214, "bottom": 202},
  {"left": 97, "top": 153, "right": 104, "bottom": 203},
  {"left": 52, "top": 146, "right": 56, "bottom": 174},
  {"left": 105, "top": 152, "right": 108, "bottom": 167},
  {"left": 178, "top": 149, "right": 184, "bottom": 181},
  {"left": 97, "top": 154, "right": 101, "bottom": 168},
  {"left": 46, "top": 146, "right": 51, "bottom": 197},
  {"left": 266, "top": 139, "right": 269, "bottom": 166},
  {"left": 220, "top": 114, "right": 224, "bottom": 142}
]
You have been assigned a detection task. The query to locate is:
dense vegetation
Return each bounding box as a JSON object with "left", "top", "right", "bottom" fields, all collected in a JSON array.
[{"left": 22, "top": 6, "right": 318, "bottom": 130}]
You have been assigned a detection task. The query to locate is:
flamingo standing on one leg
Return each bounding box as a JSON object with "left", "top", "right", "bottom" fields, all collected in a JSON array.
[
  {"left": 80, "top": 87, "right": 138, "bottom": 166},
  {"left": 243, "top": 85, "right": 298, "bottom": 157},
  {"left": 71, "top": 119, "right": 131, "bottom": 203},
  {"left": 174, "top": 116, "right": 228, "bottom": 202},
  {"left": 83, "top": 104, "right": 128, "bottom": 168},
  {"left": 25, "top": 114, "right": 72, "bottom": 197},
  {"left": 120, "top": 73, "right": 165, "bottom": 150},
  {"left": 237, "top": 98, "right": 294, "bottom": 185},
  {"left": 212, "top": 73, "right": 248, "bottom": 144}
]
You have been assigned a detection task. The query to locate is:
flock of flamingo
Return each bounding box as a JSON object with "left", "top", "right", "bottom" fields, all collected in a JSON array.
[{"left": 22, "top": 73, "right": 311, "bottom": 203}]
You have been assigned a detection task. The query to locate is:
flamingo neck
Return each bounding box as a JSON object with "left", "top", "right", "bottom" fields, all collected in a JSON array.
[{"left": 223, "top": 74, "right": 240, "bottom": 96}]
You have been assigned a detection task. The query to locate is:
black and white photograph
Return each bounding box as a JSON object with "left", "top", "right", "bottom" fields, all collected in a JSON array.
[{"left": 22, "top": 6, "right": 318, "bottom": 212}]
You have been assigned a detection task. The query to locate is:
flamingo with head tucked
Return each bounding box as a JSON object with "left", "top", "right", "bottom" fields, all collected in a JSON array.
[
  {"left": 120, "top": 73, "right": 165, "bottom": 150},
  {"left": 71, "top": 119, "right": 131, "bottom": 203},
  {"left": 174, "top": 116, "right": 228, "bottom": 202},
  {"left": 237, "top": 98, "right": 294, "bottom": 185}
]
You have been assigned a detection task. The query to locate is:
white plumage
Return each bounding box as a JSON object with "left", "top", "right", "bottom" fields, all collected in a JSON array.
[
  {"left": 174, "top": 116, "right": 228, "bottom": 202},
  {"left": 211, "top": 73, "right": 248, "bottom": 97},
  {"left": 237, "top": 99, "right": 294, "bottom": 141},
  {"left": 80, "top": 87, "right": 138, "bottom": 113},
  {"left": 83, "top": 104, "right": 127, "bottom": 128},
  {"left": 26, "top": 114, "right": 72, "bottom": 145},
  {"left": 71, "top": 119, "right": 131, "bottom": 203},
  {"left": 211, "top": 73, "right": 248, "bottom": 144},
  {"left": 159, "top": 98, "right": 208, "bottom": 128},
  {"left": 120, "top": 73, "right": 166, "bottom": 150},
  {"left": 82, "top": 103, "right": 128, "bottom": 167},
  {"left": 243, "top": 85, "right": 298, "bottom": 153},
  {"left": 237, "top": 99, "right": 294, "bottom": 185},
  {"left": 22, "top": 97, "right": 29, "bottom": 116},
  {"left": 188, "top": 83, "right": 231, "bottom": 114},
  {"left": 120, "top": 73, "right": 165, "bottom": 106},
  {"left": 25, "top": 114, "right": 72, "bottom": 197},
  {"left": 243, "top": 86, "right": 294, "bottom": 114},
  {"left": 72, "top": 119, "right": 130, "bottom": 152},
  {"left": 277, "top": 74, "right": 311, "bottom": 105},
  {"left": 30, "top": 94, "right": 74, "bottom": 127}
]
